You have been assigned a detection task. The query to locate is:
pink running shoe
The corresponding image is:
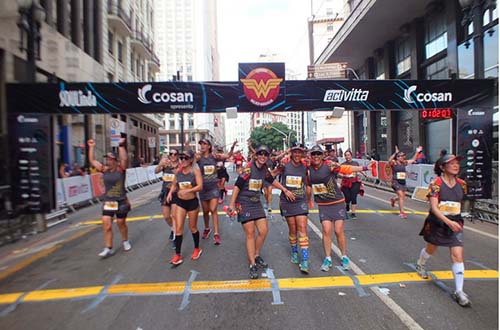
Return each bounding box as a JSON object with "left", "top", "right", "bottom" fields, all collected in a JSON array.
[{"left": 400, "top": 212, "right": 407, "bottom": 219}]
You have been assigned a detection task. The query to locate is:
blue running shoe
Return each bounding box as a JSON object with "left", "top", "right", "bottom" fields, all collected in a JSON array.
[
  {"left": 320, "top": 257, "right": 332, "bottom": 272},
  {"left": 341, "top": 256, "right": 350, "bottom": 270}
]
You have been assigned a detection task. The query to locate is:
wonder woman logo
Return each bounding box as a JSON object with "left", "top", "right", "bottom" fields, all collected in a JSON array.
[{"left": 240, "top": 68, "right": 283, "bottom": 107}]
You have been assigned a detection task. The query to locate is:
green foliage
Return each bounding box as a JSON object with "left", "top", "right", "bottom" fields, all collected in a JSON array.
[{"left": 249, "top": 122, "right": 297, "bottom": 151}]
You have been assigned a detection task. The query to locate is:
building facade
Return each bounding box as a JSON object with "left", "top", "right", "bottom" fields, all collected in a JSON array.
[{"left": 316, "top": 0, "right": 498, "bottom": 162}]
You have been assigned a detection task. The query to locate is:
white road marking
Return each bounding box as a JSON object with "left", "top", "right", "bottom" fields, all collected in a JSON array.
[{"left": 308, "top": 220, "right": 425, "bottom": 330}]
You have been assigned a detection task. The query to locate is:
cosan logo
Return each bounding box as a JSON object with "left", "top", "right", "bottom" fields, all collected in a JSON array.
[
  {"left": 59, "top": 90, "right": 97, "bottom": 107},
  {"left": 467, "top": 109, "right": 485, "bottom": 116},
  {"left": 137, "top": 84, "right": 194, "bottom": 104},
  {"left": 403, "top": 85, "right": 452, "bottom": 103},
  {"left": 17, "top": 115, "right": 39, "bottom": 123},
  {"left": 323, "top": 89, "right": 369, "bottom": 102}
]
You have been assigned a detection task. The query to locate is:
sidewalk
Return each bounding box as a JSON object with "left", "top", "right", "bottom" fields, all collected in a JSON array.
[{"left": 0, "top": 182, "right": 163, "bottom": 281}]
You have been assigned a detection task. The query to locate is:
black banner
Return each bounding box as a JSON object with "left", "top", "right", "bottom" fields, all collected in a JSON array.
[
  {"left": 8, "top": 113, "right": 54, "bottom": 213},
  {"left": 457, "top": 107, "right": 494, "bottom": 199},
  {"left": 6, "top": 79, "right": 494, "bottom": 114}
]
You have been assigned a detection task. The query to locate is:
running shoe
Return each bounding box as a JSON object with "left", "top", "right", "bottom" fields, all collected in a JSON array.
[
  {"left": 390, "top": 197, "right": 396, "bottom": 208},
  {"left": 290, "top": 252, "right": 299, "bottom": 264},
  {"left": 453, "top": 290, "right": 471, "bottom": 307},
  {"left": 191, "top": 248, "right": 203, "bottom": 260},
  {"left": 98, "top": 247, "right": 113, "bottom": 258},
  {"left": 249, "top": 264, "right": 259, "bottom": 279},
  {"left": 299, "top": 260, "right": 309, "bottom": 274},
  {"left": 202, "top": 228, "right": 212, "bottom": 239},
  {"left": 351, "top": 213, "right": 357, "bottom": 219},
  {"left": 169, "top": 231, "right": 175, "bottom": 241},
  {"left": 341, "top": 256, "right": 350, "bottom": 270},
  {"left": 320, "top": 257, "right": 332, "bottom": 272},
  {"left": 122, "top": 240, "right": 132, "bottom": 251},
  {"left": 415, "top": 263, "right": 429, "bottom": 279},
  {"left": 214, "top": 234, "right": 221, "bottom": 245},
  {"left": 400, "top": 212, "right": 408, "bottom": 219},
  {"left": 255, "top": 255, "right": 268, "bottom": 269},
  {"left": 170, "top": 254, "right": 183, "bottom": 265}
]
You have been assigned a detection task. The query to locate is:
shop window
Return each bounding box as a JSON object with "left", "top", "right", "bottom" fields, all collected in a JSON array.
[
  {"left": 458, "top": 41, "right": 474, "bottom": 79},
  {"left": 483, "top": 25, "right": 498, "bottom": 78}
]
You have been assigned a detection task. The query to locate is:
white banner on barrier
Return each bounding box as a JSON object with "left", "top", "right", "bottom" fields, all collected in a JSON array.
[
  {"left": 405, "top": 164, "right": 420, "bottom": 188},
  {"left": 126, "top": 168, "right": 139, "bottom": 188},
  {"left": 136, "top": 167, "right": 149, "bottom": 185},
  {"left": 147, "top": 166, "right": 158, "bottom": 182},
  {"left": 56, "top": 178, "right": 66, "bottom": 208},
  {"left": 62, "top": 175, "right": 92, "bottom": 206}
]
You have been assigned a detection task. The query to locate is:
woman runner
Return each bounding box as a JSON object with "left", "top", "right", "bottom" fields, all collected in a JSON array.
[
  {"left": 88, "top": 138, "right": 131, "bottom": 258},
  {"left": 415, "top": 154, "right": 471, "bottom": 307},
  {"left": 166, "top": 149, "right": 203, "bottom": 265},
  {"left": 340, "top": 150, "right": 363, "bottom": 219}
]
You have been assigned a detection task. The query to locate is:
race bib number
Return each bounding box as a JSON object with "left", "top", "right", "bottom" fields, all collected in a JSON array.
[
  {"left": 179, "top": 181, "right": 193, "bottom": 190},
  {"left": 396, "top": 172, "right": 406, "bottom": 180},
  {"left": 162, "top": 173, "right": 175, "bottom": 182},
  {"left": 249, "top": 179, "right": 262, "bottom": 191},
  {"left": 438, "top": 201, "right": 461, "bottom": 215},
  {"left": 204, "top": 165, "right": 215, "bottom": 175},
  {"left": 312, "top": 183, "right": 328, "bottom": 195},
  {"left": 286, "top": 176, "right": 302, "bottom": 188},
  {"left": 103, "top": 201, "right": 118, "bottom": 211}
]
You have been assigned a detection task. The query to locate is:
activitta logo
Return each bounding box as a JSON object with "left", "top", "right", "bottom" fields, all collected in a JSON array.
[
  {"left": 403, "top": 85, "right": 452, "bottom": 103},
  {"left": 323, "top": 89, "right": 369, "bottom": 102},
  {"left": 240, "top": 68, "right": 283, "bottom": 107},
  {"left": 137, "top": 84, "right": 194, "bottom": 104}
]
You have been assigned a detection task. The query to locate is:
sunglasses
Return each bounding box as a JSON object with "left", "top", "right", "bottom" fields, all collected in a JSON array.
[
  {"left": 256, "top": 152, "right": 269, "bottom": 156},
  {"left": 311, "top": 152, "right": 323, "bottom": 156},
  {"left": 170, "top": 152, "right": 178, "bottom": 156},
  {"left": 179, "top": 156, "right": 191, "bottom": 160}
]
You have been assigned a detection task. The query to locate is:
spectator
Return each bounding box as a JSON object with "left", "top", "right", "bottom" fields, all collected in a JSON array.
[
  {"left": 59, "top": 161, "right": 70, "bottom": 178},
  {"left": 131, "top": 154, "right": 141, "bottom": 168},
  {"left": 355, "top": 150, "right": 362, "bottom": 159},
  {"left": 415, "top": 149, "right": 427, "bottom": 164},
  {"left": 70, "top": 162, "right": 85, "bottom": 176},
  {"left": 338, "top": 147, "right": 344, "bottom": 158},
  {"left": 439, "top": 149, "right": 447, "bottom": 158}
]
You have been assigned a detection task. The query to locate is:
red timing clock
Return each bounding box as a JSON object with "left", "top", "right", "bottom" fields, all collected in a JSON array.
[{"left": 420, "top": 108, "right": 453, "bottom": 120}]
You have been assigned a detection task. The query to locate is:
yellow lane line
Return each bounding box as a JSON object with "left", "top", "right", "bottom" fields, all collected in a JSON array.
[
  {"left": 0, "top": 270, "right": 496, "bottom": 305},
  {"left": 0, "top": 226, "right": 96, "bottom": 282},
  {"left": 81, "top": 209, "right": 427, "bottom": 225}
]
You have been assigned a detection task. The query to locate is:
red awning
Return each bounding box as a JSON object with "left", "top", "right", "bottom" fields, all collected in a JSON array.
[{"left": 316, "top": 137, "right": 344, "bottom": 145}]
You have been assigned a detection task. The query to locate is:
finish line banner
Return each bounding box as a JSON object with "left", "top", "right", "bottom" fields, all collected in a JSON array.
[{"left": 6, "top": 78, "right": 493, "bottom": 114}]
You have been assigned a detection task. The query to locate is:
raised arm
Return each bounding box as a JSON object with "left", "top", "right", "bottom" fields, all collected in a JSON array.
[
  {"left": 118, "top": 138, "right": 128, "bottom": 169},
  {"left": 407, "top": 146, "right": 423, "bottom": 165},
  {"left": 87, "top": 139, "right": 103, "bottom": 170}
]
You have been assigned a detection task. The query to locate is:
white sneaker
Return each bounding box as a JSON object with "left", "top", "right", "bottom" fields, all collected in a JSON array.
[
  {"left": 122, "top": 240, "right": 132, "bottom": 251},
  {"left": 98, "top": 247, "right": 113, "bottom": 258},
  {"left": 453, "top": 290, "right": 471, "bottom": 307}
]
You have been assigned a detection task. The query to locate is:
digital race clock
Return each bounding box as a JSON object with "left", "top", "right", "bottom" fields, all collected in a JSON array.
[{"left": 420, "top": 108, "right": 453, "bottom": 120}]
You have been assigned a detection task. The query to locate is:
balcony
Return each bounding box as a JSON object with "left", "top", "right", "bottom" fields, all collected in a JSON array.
[
  {"left": 107, "top": 3, "right": 132, "bottom": 37},
  {"left": 131, "top": 30, "right": 153, "bottom": 58},
  {"left": 149, "top": 53, "right": 161, "bottom": 73}
]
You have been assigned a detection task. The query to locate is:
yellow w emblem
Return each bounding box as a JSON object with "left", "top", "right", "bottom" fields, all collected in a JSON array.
[{"left": 240, "top": 78, "right": 283, "bottom": 98}]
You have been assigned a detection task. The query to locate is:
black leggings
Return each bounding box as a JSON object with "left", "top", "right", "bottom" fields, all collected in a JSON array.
[{"left": 341, "top": 182, "right": 361, "bottom": 210}]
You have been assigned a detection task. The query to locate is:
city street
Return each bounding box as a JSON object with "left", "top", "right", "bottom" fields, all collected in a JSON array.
[{"left": 0, "top": 170, "right": 497, "bottom": 330}]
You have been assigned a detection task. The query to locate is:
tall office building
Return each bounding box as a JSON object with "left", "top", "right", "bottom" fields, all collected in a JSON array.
[{"left": 154, "top": 0, "right": 222, "bottom": 151}]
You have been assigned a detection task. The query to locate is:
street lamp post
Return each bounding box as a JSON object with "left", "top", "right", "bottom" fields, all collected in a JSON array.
[
  {"left": 345, "top": 67, "right": 367, "bottom": 154},
  {"left": 17, "top": 0, "right": 45, "bottom": 82}
]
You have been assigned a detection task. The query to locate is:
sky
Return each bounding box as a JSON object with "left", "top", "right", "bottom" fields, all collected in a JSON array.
[{"left": 217, "top": 0, "right": 312, "bottom": 80}]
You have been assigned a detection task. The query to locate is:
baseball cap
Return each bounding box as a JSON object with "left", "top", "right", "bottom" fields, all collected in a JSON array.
[
  {"left": 290, "top": 142, "right": 306, "bottom": 151},
  {"left": 198, "top": 138, "right": 211, "bottom": 145},
  {"left": 180, "top": 149, "right": 195, "bottom": 159},
  {"left": 440, "top": 154, "right": 463, "bottom": 164},
  {"left": 256, "top": 145, "right": 271, "bottom": 155},
  {"left": 105, "top": 152, "right": 118, "bottom": 160},
  {"left": 310, "top": 145, "right": 324, "bottom": 153}
]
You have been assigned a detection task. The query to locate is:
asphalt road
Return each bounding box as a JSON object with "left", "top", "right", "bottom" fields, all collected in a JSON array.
[{"left": 0, "top": 171, "right": 497, "bottom": 330}]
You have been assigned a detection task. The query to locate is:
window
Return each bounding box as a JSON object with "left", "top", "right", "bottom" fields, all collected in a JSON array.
[
  {"left": 458, "top": 41, "right": 474, "bottom": 79},
  {"left": 327, "top": 23, "right": 334, "bottom": 32},
  {"left": 426, "top": 57, "right": 448, "bottom": 79},
  {"left": 117, "top": 41, "right": 123, "bottom": 63},
  {"left": 425, "top": 13, "right": 447, "bottom": 59},
  {"left": 108, "top": 30, "right": 114, "bottom": 54},
  {"left": 130, "top": 53, "right": 134, "bottom": 72},
  {"left": 484, "top": 25, "right": 498, "bottom": 78},
  {"left": 376, "top": 57, "right": 385, "bottom": 80},
  {"left": 395, "top": 38, "right": 411, "bottom": 76},
  {"left": 326, "top": 8, "right": 334, "bottom": 16}
]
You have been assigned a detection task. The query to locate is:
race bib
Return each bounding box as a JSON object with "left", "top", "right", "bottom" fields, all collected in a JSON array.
[
  {"left": 438, "top": 201, "right": 461, "bottom": 215},
  {"left": 249, "top": 179, "right": 262, "bottom": 191},
  {"left": 103, "top": 201, "right": 118, "bottom": 211},
  {"left": 179, "top": 181, "right": 193, "bottom": 190},
  {"left": 312, "top": 183, "right": 328, "bottom": 195},
  {"left": 204, "top": 165, "right": 215, "bottom": 175},
  {"left": 162, "top": 173, "right": 175, "bottom": 182},
  {"left": 396, "top": 172, "right": 406, "bottom": 180},
  {"left": 286, "top": 175, "right": 302, "bottom": 188}
]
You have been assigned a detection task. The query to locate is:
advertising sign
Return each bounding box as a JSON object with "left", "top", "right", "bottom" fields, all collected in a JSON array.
[
  {"left": 61, "top": 175, "right": 92, "bottom": 206},
  {"left": 8, "top": 113, "right": 54, "bottom": 213},
  {"left": 457, "top": 107, "right": 493, "bottom": 199}
]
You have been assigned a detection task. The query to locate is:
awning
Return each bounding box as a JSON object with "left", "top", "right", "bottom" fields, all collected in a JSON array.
[{"left": 316, "top": 137, "right": 345, "bottom": 145}]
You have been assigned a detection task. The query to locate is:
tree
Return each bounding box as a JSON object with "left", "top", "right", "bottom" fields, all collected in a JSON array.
[{"left": 249, "top": 122, "right": 297, "bottom": 151}]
